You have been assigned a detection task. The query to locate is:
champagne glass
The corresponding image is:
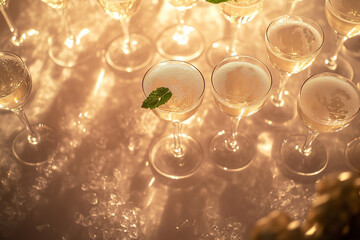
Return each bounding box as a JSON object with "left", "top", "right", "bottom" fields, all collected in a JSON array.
[
  {"left": 0, "top": 51, "right": 58, "bottom": 166},
  {"left": 345, "top": 136, "right": 360, "bottom": 173},
  {"left": 260, "top": 15, "right": 324, "bottom": 126},
  {"left": 280, "top": 73, "right": 360, "bottom": 176},
  {"left": 97, "top": 0, "right": 154, "bottom": 72},
  {"left": 142, "top": 60, "right": 205, "bottom": 179},
  {"left": 209, "top": 55, "right": 272, "bottom": 171},
  {"left": 0, "top": 0, "right": 39, "bottom": 46},
  {"left": 311, "top": 0, "right": 360, "bottom": 80},
  {"left": 156, "top": 0, "right": 204, "bottom": 61},
  {"left": 42, "top": 0, "right": 95, "bottom": 68},
  {"left": 206, "top": 0, "right": 264, "bottom": 67}
]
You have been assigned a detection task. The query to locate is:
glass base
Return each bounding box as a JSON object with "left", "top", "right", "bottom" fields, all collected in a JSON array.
[
  {"left": 311, "top": 53, "right": 354, "bottom": 80},
  {"left": 149, "top": 134, "right": 203, "bottom": 179},
  {"left": 209, "top": 130, "right": 255, "bottom": 171},
  {"left": 259, "top": 92, "right": 297, "bottom": 127},
  {"left": 12, "top": 123, "right": 59, "bottom": 166},
  {"left": 106, "top": 33, "right": 154, "bottom": 72},
  {"left": 156, "top": 24, "right": 204, "bottom": 61},
  {"left": 206, "top": 38, "right": 242, "bottom": 68},
  {"left": 48, "top": 30, "right": 96, "bottom": 68},
  {"left": 280, "top": 135, "right": 328, "bottom": 176},
  {"left": 345, "top": 137, "right": 360, "bottom": 173}
]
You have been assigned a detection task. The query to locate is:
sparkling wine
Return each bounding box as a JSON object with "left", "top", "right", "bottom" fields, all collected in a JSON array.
[
  {"left": 143, "top": 62, "right": 204, "bottom": 122},
  {"left": 41, "top": 0, "right": 68, "bottom": 9},
  {"left": 97, "top": 0, "right": 141, "bottom": 20},
  {"left": 212, "top": 61, "right": 271, "bottom": 118},
  {"left": 220, "top": 0, "right": 264, "bottom": 25},
  {"left": 298, "top": 74, "right": 360, "bottom": 132},
  {"left": 168, "top": 0, "right": 198, "bottom": 10},
  {"left": 266, "top": 18, "right": 323, "bottom": 73},
  {"left": 0, "top": 57, "right": 32, "bottom": 110},
  {"left": 325, "top": 0, "right": 360, "bottom": 38}
]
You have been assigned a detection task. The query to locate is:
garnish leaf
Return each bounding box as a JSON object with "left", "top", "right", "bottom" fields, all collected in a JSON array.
[
  {"left": 142, "top": 87, "right": 172, "bottom": 109},
  {"left": 205, "top": 0, "right": 229, "bottom": 4}
]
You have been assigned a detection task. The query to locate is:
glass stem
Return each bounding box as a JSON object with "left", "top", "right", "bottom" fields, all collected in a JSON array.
[
  {"left": 288, "top": 0, "right": 300, "bottom": 15},
  {"left": 12, "top": 107, "right": 40, "bottom": 145},
  {"left": 325, "top": 34, "right": 347, "bottom": 70},
  {"left": 0, "top": 5, "right": 20, "bottom": 45},
  {"left": 175, "top": 8, "right": 187, "bottom": 41},
  {"left": 120, "top": 18, "right": 131, "bottom": 52},
  {"left": 230, "top": 23, "right": 241, "bottom": 55},
  {"left": 60, "top": 5, "right": 74, "bottom": 41},
  {"left": 228, "top": 116, "right": 241, "bottom": 149},
  {"left": 271, "top": 71, "right": 291, "bottom": 107},
  {"left": 171, "top": 121, "right": 184, "bottom": 158},
  {"left": 300, "top": 129, "right": 319, "bottom": 156}
]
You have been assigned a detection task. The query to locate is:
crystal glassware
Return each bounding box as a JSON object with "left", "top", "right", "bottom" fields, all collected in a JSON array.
[
  {"left": 156, "top": 0, "right": 204, "bottom": 61},
  {"left": 206, "top": 0, "right": 264, "bottom": 67},
  {"left": 142, "top": 60, "right": 205, "bottom": 179},
  {"left": 260, "top": 15, "right": 324, "bottom": 126},
  {"left": 0, "top": 51, "right": 59, "bottom": 166},
  {"left": 280, "top": 73, "right": 360, "bottom": 176},
  {"left": 209, "top": 55, "right": 272, "bottom": 171},
  {"left": 345, "top": 136, "right": 360, "bottom": 173},
  {"left": 42, "top": 0, "right": 96, "bottom": 67},
  {"left": 0, "top": 0, "right": 39, "bottom": 46},
  {"left": 311, "top": 0, "right": 360, "bottom": 80},
  {"left": 97, "top": 0, "right": 154, "bottom": 72}
]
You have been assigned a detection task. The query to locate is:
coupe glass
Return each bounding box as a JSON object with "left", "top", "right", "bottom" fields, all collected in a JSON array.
[
  {"left": 142, "top": 60, "right": 205, "bottom": 179},
  {"left": 260, "top": 15, "right": 324, "bottom": 126},
  {"left": 42, "top": 0, "right": 95, "bottom": 67},
  {"left": 280, "top": 73, "right": 360, "bottom": 176},
  {"left": 97, "top": 0, "right": 154, "bottom": 72},
  {"left": 0, "top": 0, "right": 39, "bottom": 46},
  {"left": 206, "top": 0, "right": 264, "bottom": 67},
  {"left": 311, "top": 0, "right": 360, "bottom": 80},
  {"left": 156, "top": 0, "right": 204, "bottom": 61},
  {"left": 0, "top": 52, "right": 58, "bottom": 166},
  {"left": 209, "top": 55, "right": 272, "bottom": 171}
]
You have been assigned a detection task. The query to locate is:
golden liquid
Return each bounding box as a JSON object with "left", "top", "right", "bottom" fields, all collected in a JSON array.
[
  {"left": 97, "top": 0, "right": 141, "bottom": 20},
  {"left": 0, "top": 58, "right": 32, "bottom": 110},
  {"left": 325, "top": 0, "right": 360, "bottom": 38},
  {"left": 168, "top": 0, "right": 198, "bottom": 10},
  {"left": 266, "top": 20, "right": 323, "bottom": 73},
  {"left": 212, "top": 62, "right": 271, "bottom": 118},
  {"left": 220, "top": 0, "right": 264, "bottom": 24},
  {"left": 150, "top": 78, "right": 202, "bottom": 122},
  {"left": 298, "top": 75, "right": 360, "bottom": 133},
  {"left": 41, "top": 0, "right": 68, "bottom": 9}
]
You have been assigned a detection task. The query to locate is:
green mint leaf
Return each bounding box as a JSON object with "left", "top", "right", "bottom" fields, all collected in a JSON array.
[
  {"left": 142, "top": 87, "right": 173, "bottom": 110},
  {"left": 205, "top": 0, "right": 229, "bottom": 4}
]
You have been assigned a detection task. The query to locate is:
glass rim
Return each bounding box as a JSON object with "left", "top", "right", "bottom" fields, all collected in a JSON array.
[
  {"left": 223, "top": 0, "right": 263, "bottom": 8},
  {"left": 327, "top": 0, "right": 360, "bottom": 22},
  {"left": 210, "top": 55, "right": 273, "bottom": 104},
  {"left": 299, "top": 72, "right": 360, "bottom": 122},
  {"left": 0, "top": 51, "right": 29, "bottom": 97},
  {"left": 265, "top": 15, "right": 325, "bottom": 58},
  {"left": 141, "top": 60, "right": 206, "bottom": 113}
]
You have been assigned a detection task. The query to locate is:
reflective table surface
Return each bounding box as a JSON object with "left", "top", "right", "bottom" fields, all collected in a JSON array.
[{"left": 0, "top": 0, "right": 360, "bottom": 239}]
